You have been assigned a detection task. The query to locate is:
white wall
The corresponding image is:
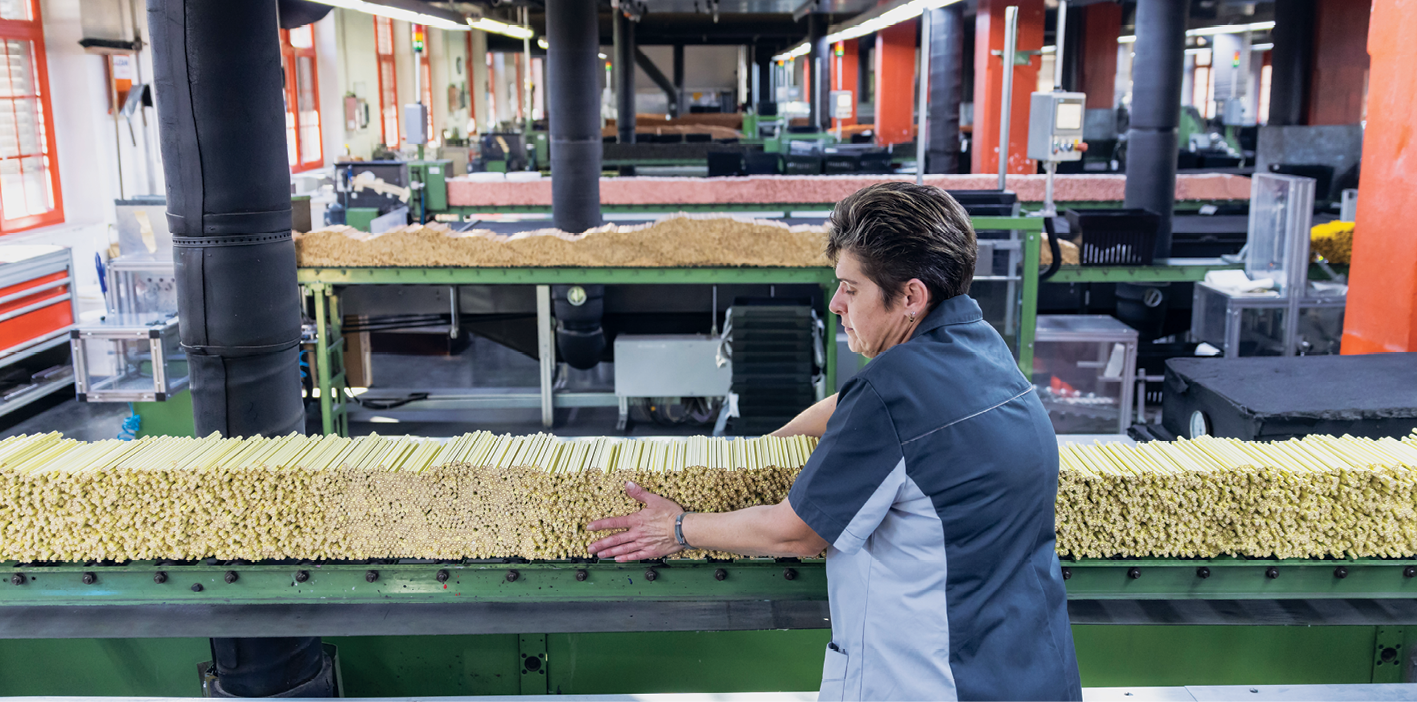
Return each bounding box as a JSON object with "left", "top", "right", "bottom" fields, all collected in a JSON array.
[{"left": 13, "top": 0, "right": 161, "bottom": 317}]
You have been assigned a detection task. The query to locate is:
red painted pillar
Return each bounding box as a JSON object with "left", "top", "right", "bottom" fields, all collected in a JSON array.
[
  {"left": 972, "top": 0, "right": 1045, "bottom": 174},
  {"left": 874, "top": 19, "right": 917, "bottom": 145},
  {"left": 832, "top": 39, "right": 860, "bottom": 129},
  {"left": 1307, "top": 0, "right": 1372, "bottom": 125},
  {"left": 1080, "top": 2, "right": 1121, "bottom": 110},
  {"left": 1340, "top": 0, "right": 1416, "bottom": 354}
]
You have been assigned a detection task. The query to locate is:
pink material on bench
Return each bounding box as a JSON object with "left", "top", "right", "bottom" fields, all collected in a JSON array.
[{"left": 446, "top": 173, "right": 1251, "bottom": 208}]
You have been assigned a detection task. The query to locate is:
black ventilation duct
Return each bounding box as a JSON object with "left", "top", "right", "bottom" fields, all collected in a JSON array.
[
  {"left": 926, "top": 4, "right": 964, "bottom": 174},
  {"left": 148, "top": 0, "right": 330, "bottom": 695},
  {"left": 546, "top": 0, "right": 603, "bottom": 233}
]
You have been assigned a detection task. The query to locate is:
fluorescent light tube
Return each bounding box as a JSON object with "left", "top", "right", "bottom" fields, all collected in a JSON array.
[
  {"left": 308, "top": 0, "right": 469, "bottom": 31},
  {"left": 468, "top": 17, "right": 535, "bottom": 40}
]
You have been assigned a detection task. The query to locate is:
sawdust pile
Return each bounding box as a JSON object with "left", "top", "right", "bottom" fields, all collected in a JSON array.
[{"left": 295, "top": 214, "right": 832, "bottom": 268}]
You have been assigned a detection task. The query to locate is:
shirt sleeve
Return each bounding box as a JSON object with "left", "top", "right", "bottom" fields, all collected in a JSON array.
[{"left": 788, "top": 377, "right": 905, "bottom": 555}]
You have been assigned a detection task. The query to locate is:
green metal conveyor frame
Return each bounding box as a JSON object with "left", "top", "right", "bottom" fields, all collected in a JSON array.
[
  {"left": 300, "top": 266, "right": 842, "bottom": 437},
  {"left": 4, "top": 555, "right": 1413, "bottom": 693},
  {"left": 300, "top": 216, "right": 1239, "bottom": 436}
]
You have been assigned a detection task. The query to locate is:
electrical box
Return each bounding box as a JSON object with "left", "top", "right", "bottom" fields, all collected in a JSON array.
[
  {"left": 403, "top": 103, "right": 428, "bottom": 145},
  {"left": 71, "top": 313, "right": 187, "bottom": 402},
  {"left": 1027, "top": 92, "right": 1087, "bottom": 162},
  {"left": 409, "top": 160, "right": 451, "bottom": 213},
  {"left": 829, "top": 90, "right": 853, "bottom": 120},
  {"left": 614, "top": 335, "right": 730, "bottom": 400}
]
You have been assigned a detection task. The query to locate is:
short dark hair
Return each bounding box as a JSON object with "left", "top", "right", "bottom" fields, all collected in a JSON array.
[{"left": 826, "top": 182, "right": 977, "bottom": 309}]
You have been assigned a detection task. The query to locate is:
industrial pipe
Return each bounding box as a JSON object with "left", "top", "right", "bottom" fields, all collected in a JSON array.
[
  {"left": 1267, "top": 0, "right": 1314, "bottom": 126},
  {"left": 1124, "top": 0, "right": 1191, "bottom": 257},
  {"left": 925, "top": 4, "right": 963, "bottom": 174},
  {"left": 807, "top": 13, "right": 826, "bottom": 130},
  {"left": 147, "top": 0, "right": 330, "bottom": 695},
  {"left": 673, "top": 44, "right": 685, "bottom": 117},
  {"left": 546, "top": 0, "right": 603, "bottom": 233},
  {"left": 613, "top": 8, "right": 636, "bottom": 143},
  {"left": 635, "top": 48, "right": 678, "bottom": 117},
  {"left": 997, "top": 6, "right": 1018, "bottom": 190},
  {"left": 915, "top": 11, "right": 931, "bottom": 186}
]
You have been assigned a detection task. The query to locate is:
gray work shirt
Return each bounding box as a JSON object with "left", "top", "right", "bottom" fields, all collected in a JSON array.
[{"left": 789, "top": 294, "right": 1081, "bottom": 701}]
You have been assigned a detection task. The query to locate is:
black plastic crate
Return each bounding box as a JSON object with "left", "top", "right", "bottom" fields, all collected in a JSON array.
[
  {"left": 745, "top": 151, "right": 781, "bottom": 175},
  {"left": 707, "top": 151, "right": 745, "bottom": 177},
  {"left": 1064, "top": 208, "right": 1161, "bottom": 266},
  {"left": 784, "top": 155, "right": 823, "bottom": 175},
  {"left": 823, "top": 153, "right": 860, "bottom": 174}
]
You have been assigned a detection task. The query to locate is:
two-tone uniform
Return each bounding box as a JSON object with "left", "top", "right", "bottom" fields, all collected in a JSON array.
[{"left": 788, "top": 294, "right": 1082, "bottom": 701}]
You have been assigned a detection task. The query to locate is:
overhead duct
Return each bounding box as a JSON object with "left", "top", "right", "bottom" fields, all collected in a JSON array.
[
  {"left": 925, "top": 3, "right": 963, "bottom": 173},
  {"left": 1124, "top": 0, "right": 1190, "bottom": 258},
  {"left": 546, "top": 0, "right": 602, "bottom": 233},
  {"left": 147, "top": 0, "right": 330, "bottom": 695}
]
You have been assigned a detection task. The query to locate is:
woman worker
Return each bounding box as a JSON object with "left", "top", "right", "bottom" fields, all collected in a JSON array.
[{"left": 587, "top": 182, "right": 1082, "bottom": 702}]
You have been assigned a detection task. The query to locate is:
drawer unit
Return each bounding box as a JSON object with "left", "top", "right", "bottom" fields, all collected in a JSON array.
[{"left": 0, "top": 245, "right": 78, "bottom": 417}]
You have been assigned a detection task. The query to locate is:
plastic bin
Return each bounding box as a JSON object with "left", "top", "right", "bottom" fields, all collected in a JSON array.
[{"left": 1064, "top": 208, "right": 1161, "bottom": 266}]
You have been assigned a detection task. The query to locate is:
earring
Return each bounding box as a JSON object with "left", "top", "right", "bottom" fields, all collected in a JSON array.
[{"left": 908, "top": 312, "right": 916, "bottom": 322}]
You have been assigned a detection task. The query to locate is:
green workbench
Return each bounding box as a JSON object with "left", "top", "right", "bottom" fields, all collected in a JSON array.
[{"left": 300, "top": 216, "right": 1240, "bottom": 436}]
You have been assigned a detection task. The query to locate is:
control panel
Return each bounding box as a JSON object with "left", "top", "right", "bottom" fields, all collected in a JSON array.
[{"left": 1027, "top": 91, "right": 1088, "bottom": 162}]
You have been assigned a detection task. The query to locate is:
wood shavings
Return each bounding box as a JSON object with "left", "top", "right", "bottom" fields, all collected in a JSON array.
[{"left": 294, "top": 214, "right": 832, "bottom": 269}]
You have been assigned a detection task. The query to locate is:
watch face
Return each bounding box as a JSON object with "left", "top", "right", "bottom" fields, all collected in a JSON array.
[{"left": 1190, "top": 411, "right": 1210, "bottom": 439}]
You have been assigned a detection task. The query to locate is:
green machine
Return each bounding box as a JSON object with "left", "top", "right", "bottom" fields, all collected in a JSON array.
[{"left": 343, "top": 159, "right": 451, "bottom": 232}]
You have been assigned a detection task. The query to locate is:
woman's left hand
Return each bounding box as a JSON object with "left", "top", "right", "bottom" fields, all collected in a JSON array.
[{"left": 586, "top": 482, "right": 685, "bottom": 562}]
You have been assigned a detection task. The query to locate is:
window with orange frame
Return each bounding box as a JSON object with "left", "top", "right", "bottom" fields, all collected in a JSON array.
[
  {"left": 281, "top": 24, "right": 322, "bottom": 171},
  {"left": 0, "top": 0, "right": 63, "bottom": 233},
  {"left": 374, "top": 16, "right": 400, "bottom": 147}
]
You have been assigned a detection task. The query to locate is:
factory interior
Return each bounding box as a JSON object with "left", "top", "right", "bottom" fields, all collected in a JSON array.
[{"left": 1, "top": 0, "right": 1416, "bottom": 698}]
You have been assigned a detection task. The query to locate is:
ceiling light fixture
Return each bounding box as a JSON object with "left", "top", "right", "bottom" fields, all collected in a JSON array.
[
  {"left": 468, "top": 17, "right": 535, "bottom": 40},
  {"left": 307, "top": 0, "right": 469, "bottom": 31},
  {"left": 773, "top": 0, "right": 963, "bottom": 63}
]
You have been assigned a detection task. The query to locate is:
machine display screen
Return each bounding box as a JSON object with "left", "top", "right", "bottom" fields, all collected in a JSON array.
[{"left": 1055, "top": 101, "right": 1083, "bottom": 131}]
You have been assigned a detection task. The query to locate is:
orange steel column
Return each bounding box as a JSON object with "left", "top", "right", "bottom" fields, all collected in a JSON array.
[
  {"left": 874, "top": 20, "right": 917, "bottom": 145},
  {"left": 1081, "top": 2, "right": 1121, "bottom": 110},
  {"left": 832, "top": 39, "right": 860, "bottom": 129},
  {"left": 971, "top": 0, "right": 1044, "bottom": 174},
  {"left": 1341, "top": 0, "right": 1417, "bottom": 354}
]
